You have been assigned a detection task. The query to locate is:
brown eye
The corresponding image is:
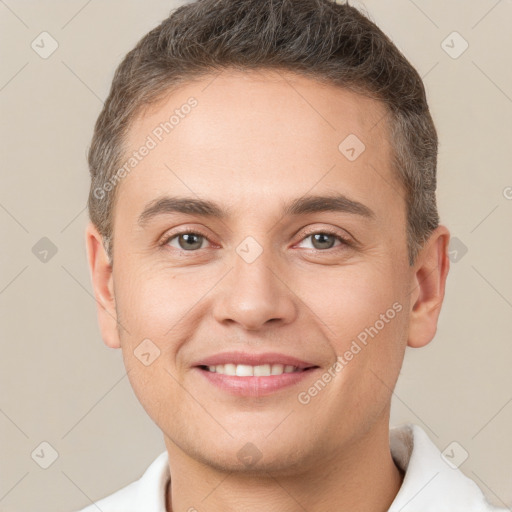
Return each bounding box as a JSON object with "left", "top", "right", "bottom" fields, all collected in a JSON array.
[
  {"left": 297, "top": 231, "right": 350, "bottom": 251},
  {"left": 164, "top": 231, "right": 209, "bottom": 251},
  {"left": 310, "top": 233, "right": 337, "bottom": 250}
]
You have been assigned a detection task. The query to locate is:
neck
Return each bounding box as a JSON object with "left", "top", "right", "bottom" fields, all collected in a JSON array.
[{"left": 164, "top": 415, "right": 403, "bottom": 512}]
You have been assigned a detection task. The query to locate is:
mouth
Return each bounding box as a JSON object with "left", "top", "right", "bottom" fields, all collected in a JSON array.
[
  {"left": 196, "top": 363, "right": 318, "bottom": 376},
  {"left": 192, "top": 351, "right": 321, "bottom": 397},
  {"left": 193, "top": 363, "right": 321, "bottom": 397}
]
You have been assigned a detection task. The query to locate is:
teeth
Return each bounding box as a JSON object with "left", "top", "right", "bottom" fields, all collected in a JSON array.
[{"left": 206, "top": 363, "right": 301, "bottom": 376}]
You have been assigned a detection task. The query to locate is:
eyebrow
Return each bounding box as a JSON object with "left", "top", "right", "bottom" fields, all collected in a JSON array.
[{"left": 137, "top": 193, "right": 375, "bottom": 227}]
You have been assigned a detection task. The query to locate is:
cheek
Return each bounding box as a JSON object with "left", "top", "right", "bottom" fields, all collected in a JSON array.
[
  {"left": 313, "top": 264, "right": 408, "bottom": 386},
  {"left": 113, "top": 267, "right": 186, "bottom": 418},
  {"left": 304, "top": 263, "right": 400, "bottom": 336},
  {"left": 114, "top": 263, "right": 197, "bottom": 339}
]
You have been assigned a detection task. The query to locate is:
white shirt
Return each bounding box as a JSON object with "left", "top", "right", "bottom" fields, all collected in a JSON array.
[{"left": 75, "top": 423, "right": 507, "bottom": 511}]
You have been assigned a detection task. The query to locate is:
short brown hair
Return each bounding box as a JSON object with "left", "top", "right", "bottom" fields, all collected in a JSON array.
[{"left": 87, "top": 0, "right": 439, "bottom": 266}]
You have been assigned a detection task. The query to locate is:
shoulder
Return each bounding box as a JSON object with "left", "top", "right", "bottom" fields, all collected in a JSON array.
[
  {"left": 389, "top": 423, "right": 508, "bottom": 512},
  {"left": 72, "top": 450, "right": 170, "bottom": 512}
]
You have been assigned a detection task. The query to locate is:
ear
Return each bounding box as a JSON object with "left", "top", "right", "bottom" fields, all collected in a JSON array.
[
  {"left": 85, "top": 222, "right": 121, "bottom": 349},
  {"left": 407, "top": 225, "right": 450, "bottom": 348}
]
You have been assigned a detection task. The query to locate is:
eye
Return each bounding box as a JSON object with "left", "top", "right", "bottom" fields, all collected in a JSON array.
[
  {"left": 159, "top": 228, "right": 352, "bottom": 254},
  {"left": 296, "top": 230, "right": 351, "bottom": 251},
  {"left": 161, "top": 229, "right": 212, "bottom": 251}
]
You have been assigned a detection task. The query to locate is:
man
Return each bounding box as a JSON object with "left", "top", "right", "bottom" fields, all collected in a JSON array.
[{"left": 78, "top": 0, "right": 506, "bottom": 510}]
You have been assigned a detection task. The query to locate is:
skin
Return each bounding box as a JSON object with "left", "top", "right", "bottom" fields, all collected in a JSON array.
[{"left": 86, "top": 69, "right": 450, "bottom": 512}]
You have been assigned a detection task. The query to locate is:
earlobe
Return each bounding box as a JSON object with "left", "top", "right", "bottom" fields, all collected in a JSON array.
[
  {"left": 407, "top": 225, "right": 451, "bottom": 349},
  {"left": 85, "top": 222, "right": 121, "bottom": 349}
]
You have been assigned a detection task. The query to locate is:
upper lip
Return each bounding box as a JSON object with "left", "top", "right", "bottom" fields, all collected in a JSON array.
[{"left": 193, "top": 351, "right": 319, "bottom": 370}]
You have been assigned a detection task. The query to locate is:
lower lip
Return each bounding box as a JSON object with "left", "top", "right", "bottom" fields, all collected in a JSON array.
[{"left": 194, "top": 366, "right": 319, "bottom": 397}]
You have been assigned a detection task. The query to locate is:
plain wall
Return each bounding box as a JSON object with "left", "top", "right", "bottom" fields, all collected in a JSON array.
[{"left": 0, "top": 1, "right": 511, "bottom": 510}]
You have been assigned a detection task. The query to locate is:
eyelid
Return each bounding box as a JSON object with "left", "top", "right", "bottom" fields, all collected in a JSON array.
[{"left": 296, "top": 223, "right": 353, "bottom": 241}]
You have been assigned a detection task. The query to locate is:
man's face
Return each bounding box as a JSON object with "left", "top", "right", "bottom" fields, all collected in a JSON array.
[{"left": 103, "top": 70, "right": 418, "bottom": 472}]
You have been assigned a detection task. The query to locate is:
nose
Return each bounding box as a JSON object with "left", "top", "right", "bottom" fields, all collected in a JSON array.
[{"left": 211, "top": 246, "right": 297, "bottom": 331}]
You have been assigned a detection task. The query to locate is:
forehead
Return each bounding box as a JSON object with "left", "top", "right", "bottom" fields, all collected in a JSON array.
[
  {"left": 130, "top": 69, "right": 390, "bottom": 154},
  {"left": 117, "top": 69, "right": 401, "bottom": 227}
]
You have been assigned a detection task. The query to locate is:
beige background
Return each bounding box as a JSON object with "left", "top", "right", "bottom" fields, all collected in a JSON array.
[{"left": 0, "top": 0, "right": 511, "bottom": 510}]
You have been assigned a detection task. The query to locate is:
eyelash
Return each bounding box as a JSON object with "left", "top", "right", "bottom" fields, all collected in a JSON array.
[{"left": 159, "top": 227, "right": 352, "bottom": 253}]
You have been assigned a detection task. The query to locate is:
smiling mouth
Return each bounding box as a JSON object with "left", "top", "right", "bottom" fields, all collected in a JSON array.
[{"left": 197, "top": 363, "right": 318, "bottom": 376}]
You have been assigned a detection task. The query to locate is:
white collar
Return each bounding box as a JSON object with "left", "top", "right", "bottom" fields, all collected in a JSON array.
[{"left": 388, "top": 423, "right": 504, "bottom": 511}]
